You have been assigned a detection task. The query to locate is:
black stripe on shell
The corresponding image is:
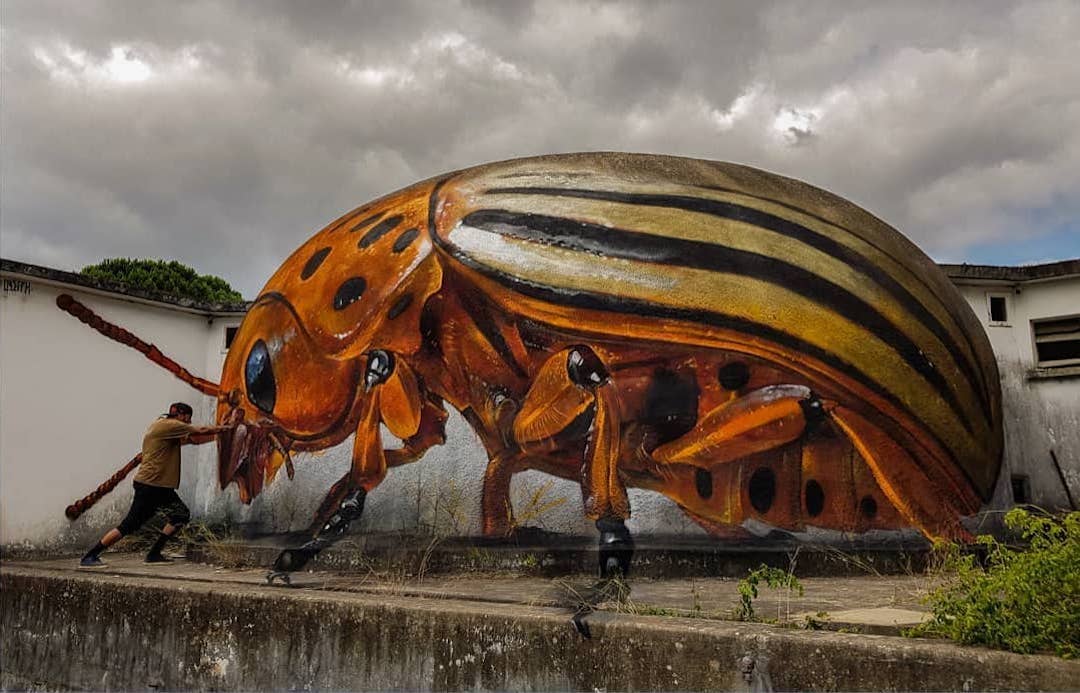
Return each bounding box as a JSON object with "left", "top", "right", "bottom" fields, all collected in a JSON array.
[
  {"left": 462, "top": 208, "right": 973, "bottom": 436},
  {"left": 486, "top": 186, "right": 990, "bottom": 422}
]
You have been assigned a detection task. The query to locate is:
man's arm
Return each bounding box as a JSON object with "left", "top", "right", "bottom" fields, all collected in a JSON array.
[{"left": 185, "top": 425, "right": 232, "bottom": 445}]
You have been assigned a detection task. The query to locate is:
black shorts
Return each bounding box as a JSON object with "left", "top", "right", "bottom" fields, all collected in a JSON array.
[{"left": 117, "top": 481, "right": 191, "bottom": 535}]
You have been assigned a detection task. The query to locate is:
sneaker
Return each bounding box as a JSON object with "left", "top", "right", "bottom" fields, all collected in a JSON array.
[
  {"left": 144, "top": 553, "right": 173, "bottom": 564},
  {"left": 79, "top": 555, "right": 105, "bottom": 568}
]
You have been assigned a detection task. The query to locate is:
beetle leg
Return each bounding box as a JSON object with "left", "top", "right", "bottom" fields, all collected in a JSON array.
[
  {"left": 651, "top": 385, "right": 830, "bottom": 467},
  {"left": 513, "top": 346, "right": 633, "bottom": 577},
  {"left": 386, "top": 394, "right": 449, "bottom": 468},
  {"left": 268, "top": 351, "right": 418, "bottom": 583},
  {"left": 378, "top": 356, "right": 424, "bottom": 440},
  {"left": 481, "top": 451, "right": 526, "bottom": 536},
  {"left": 512, "top": 348, "right": 596, "bottom": 448},
  {"left": 831, "top": 406, "right": 974, "bottom": 542}
]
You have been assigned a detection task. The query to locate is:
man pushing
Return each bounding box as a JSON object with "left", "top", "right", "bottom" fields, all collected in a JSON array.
[{"left": 80, "top": 402, "right": 231, "bottom": 566}]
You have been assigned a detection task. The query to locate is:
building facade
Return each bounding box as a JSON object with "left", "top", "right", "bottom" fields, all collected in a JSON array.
[{"left": 942, "top": 260, "right": 1080, "bottom": 514}]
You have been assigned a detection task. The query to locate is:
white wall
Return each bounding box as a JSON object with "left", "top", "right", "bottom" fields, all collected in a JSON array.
[
  {"left": 955, "top": 278, "right": 1080, "bottom": 511},
  {"left": 0, "top": 279, "right": 221, "bottom": 548}
]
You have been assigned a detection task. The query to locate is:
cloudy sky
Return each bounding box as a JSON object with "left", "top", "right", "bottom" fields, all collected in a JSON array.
[{"left": 2, "top": 0, "right": 1078, "bottom": 298}]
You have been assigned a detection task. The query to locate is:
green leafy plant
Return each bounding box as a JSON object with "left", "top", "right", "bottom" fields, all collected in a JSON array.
[
  {"left": 735, "top": 564, "right": 804, "bottom": 622},
  {"left": 81, "top": 258, "right": 244, "bottom": 304},
  {"left": 908, "top": 509, "right": 1079, "bottom": 658}
]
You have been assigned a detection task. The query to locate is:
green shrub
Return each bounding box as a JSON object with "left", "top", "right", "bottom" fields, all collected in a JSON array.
[
  {"left": 81, "top": 258, "right": 243, "bottom": 304},
  {"left": 910, "top": 508, "right": 1079, "bottom": 657}
]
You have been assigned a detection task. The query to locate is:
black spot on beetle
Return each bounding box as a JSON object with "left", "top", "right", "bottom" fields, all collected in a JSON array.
[
  {"left": 420, "top": 300, "right": 441, "bottom": 354},
  {"left": 358, "top": 215, "right": 404, "bottom": 248},
  {"left": 695, "top": 469, "right": 713, "bottom": 500},
  {"left": 333, "top": 277, "right": 367, "bottom": 310},
  {"left": 643, "top": 368, "right": 699, "bottom": 443},
  {"left": 805, "top": 479, "right": 825, "bottom": 517},
  {"left": 350, "top": 211, "right": 385, "bottom": 232},
  {"left": 718, "top": 361, "right": 750, "bottom": 390},
  {"left": 387, "top": 293, "right": 413, "bottom": 319},
  {"left": 392, "top": 227, "right": 420, "bottom": 253},
  {"left": 300, "top": 247, "right": 331, "bottom": 280},
  {"left": 748, "top": 467, "right": 776, "bottom": 514},
  {"left": 859, "top": 495, "right": 878, "bottom": 519}
]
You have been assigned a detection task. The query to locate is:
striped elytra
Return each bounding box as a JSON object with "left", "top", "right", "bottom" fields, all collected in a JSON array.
[{"left": 217, "top": 152, "right": 1002, "bottom": 544}]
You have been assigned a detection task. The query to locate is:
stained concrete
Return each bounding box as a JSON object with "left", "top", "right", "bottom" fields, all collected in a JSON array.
[
  {"left": 183, "top": 531, "right": 936, "bottom": 579},
  {"left": 3, "top": 555, "right": 1078, "bottom": 691}
]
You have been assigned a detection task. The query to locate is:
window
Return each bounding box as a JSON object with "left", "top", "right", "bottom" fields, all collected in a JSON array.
[
  {"left": 224, "top": 326, "right": 239, "bottom": 351},
  {"left": 987, "top": 293, "right": 1009, "bottom": 325},
  {"left": 1033, "top": 316, "right": 1080, "bottom": 368}
]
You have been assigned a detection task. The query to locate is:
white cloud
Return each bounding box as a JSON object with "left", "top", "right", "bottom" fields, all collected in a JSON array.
[
  {"left": 2, "top": 0, "right": 1077, "bottom": 297},
  {"left": 31, "top": 41, "right": 207, "bottom": 87},
  {"left": 709, "top": 85, "right": 762, "bottom": 131}
]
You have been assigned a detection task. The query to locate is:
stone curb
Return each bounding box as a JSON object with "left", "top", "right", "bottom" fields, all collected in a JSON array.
[{"left": 3, "top": 566, "right": 1078, "bottom": 691}]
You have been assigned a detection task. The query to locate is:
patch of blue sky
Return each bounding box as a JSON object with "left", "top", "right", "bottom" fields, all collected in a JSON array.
[{"left": 938, "top": 221, "right": 1080, "bottom": 267}]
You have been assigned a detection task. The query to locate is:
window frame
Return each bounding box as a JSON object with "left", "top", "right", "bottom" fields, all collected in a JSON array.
[
  {"left": 222, "top": 325, "right": 240, "bottom": 353},
  {"left": 986, "top": 292, "right": 1011, "bottom": 326},
  {"left": 1030, "top": 313, "right": 1080, "bottom": 370}
]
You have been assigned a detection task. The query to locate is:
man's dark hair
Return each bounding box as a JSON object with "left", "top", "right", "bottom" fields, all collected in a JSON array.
[{"left": 168, "top": 402, "right": 194, "bottom": 418}]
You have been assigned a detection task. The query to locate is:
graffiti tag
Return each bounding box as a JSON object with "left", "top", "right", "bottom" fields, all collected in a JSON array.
[{"left": 2, "top": 279, "right": 33, "bottom": 295}]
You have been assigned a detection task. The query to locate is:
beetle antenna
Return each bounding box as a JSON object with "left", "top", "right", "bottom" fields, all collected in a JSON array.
[
  {"left": 64, "top": 453, "right": 142, "bottom": 520},
  {"left": 56, "top": 294, "right": 220, "bottom": 396}
]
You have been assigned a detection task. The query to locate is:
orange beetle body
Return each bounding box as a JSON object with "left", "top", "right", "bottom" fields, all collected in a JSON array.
[{"left": 216, "top": 153, "right": 1003, "bottom": 559}]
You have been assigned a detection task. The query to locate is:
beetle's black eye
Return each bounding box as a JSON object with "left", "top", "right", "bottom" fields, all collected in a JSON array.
[{"left": 245, "top": 339, "right": 276, "bottom": 414}]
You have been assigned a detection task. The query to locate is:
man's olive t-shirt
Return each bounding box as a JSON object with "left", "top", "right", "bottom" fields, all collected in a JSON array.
[{"left": 133, "top": 417, "right": 196, "bottom": 488}]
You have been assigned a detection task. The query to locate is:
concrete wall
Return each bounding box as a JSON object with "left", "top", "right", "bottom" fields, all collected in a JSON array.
[
  {"left": 5, "top": 566, "right": 1079, "bottom": 692},
  {"left": 953, "top": 277, "right": 1080, "bottom": 511}
]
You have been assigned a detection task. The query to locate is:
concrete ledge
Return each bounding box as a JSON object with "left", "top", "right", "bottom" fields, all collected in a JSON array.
[
  {"left": 4, "top": 565, "right": 1078, "bottom": 691},
  {"left": 185, "top": 532, "right": 934, "bottom": 578}
]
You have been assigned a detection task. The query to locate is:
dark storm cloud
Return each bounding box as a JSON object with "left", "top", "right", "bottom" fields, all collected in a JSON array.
[{"left": 2, "top": 0, "right": 1077, "bottom": 296}]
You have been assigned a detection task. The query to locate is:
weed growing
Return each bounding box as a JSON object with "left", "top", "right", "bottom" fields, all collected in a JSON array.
[
  {"left": 907, "top": 508, "right": 1079, "bottom": 658},
  {"left": 509, "top": 479, "right": 568, "bottom": 533},
  {"left": 734, "top": 564, "right": 805, "bottom": 622},
  {"left": 115, "top": 518, "right": 248, "bottom": 567}
]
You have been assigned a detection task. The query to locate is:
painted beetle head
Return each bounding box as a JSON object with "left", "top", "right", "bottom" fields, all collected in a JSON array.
[{"left": 216, "top": 181, "right": 443, "bottom": 502}]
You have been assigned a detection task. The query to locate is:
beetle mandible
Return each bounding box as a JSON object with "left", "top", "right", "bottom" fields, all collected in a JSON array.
[{"left": 205, "top": 152, "right": 1004, "bottom": 581}]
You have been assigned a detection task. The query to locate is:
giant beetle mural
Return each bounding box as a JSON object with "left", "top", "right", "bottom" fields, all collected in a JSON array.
[{"left": 63, "top": 153, "right": 1003, "bottom": 583}]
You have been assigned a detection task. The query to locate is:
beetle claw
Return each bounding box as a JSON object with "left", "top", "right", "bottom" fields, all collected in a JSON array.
[
  {"left": 266, "top": 571, "right": 292, "bottom": 586},
  {"left": 596, "top": 518, "right": 634, "bottom": 578},
  {"left": 270, "top": 539, "right": 326, "bottom": 574}
]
